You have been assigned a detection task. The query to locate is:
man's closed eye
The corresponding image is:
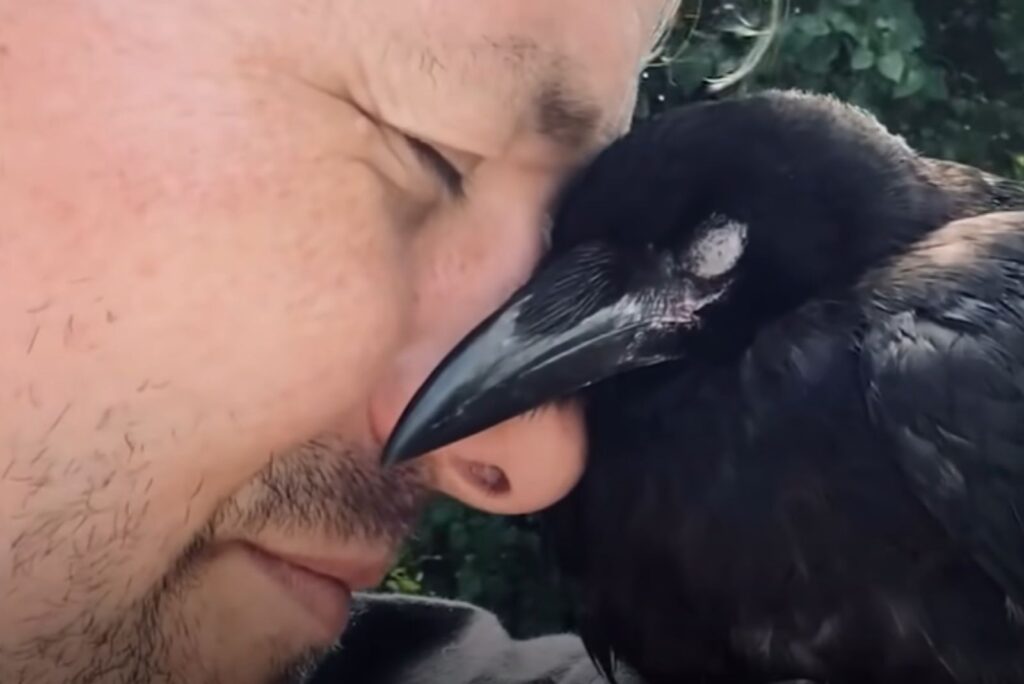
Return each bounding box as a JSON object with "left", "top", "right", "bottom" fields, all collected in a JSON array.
[{"left": 405, "top": 135, "right": 465, "bottom": 198}]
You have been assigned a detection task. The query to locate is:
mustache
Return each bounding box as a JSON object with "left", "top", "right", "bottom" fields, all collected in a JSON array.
[{"left": 210, "top": 435, "right": 435, "bottom": 549}]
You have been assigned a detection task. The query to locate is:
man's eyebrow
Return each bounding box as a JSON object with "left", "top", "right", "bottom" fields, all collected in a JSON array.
[
  {"left": 534, "top": 81, "right": 603, "bottom": 151},
  {"left": 477, "top": 38, "right": 604, "bottom": 151}
]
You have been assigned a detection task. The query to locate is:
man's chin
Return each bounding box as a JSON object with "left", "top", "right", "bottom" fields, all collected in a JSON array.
[
  {"left": 141, "top": 435, "right": 429, "bottom": 683},
  {"left": 157, "top": 541, "right": 356, "bottom": 684},
  {"left": 2, "top": 434, "right": 427, "bottom": 684},
  {"left": 21, "top": 539, "right": 347, "bottom": 684},
  {"left": 0, "top": 546, "right": 337, "bottom": 684}
]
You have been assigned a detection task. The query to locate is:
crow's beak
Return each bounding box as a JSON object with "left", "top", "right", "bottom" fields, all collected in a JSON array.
[{"left": 381, "top": 242, "right": 700, "bottom": 466}]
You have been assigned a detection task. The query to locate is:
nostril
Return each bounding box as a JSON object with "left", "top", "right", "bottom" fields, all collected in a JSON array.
[
  {"left": 453, "top": 458, "right": 511, "bottom": 496},
  {"left": 424, "top": 405, "right": 585, "bottom": 515}
]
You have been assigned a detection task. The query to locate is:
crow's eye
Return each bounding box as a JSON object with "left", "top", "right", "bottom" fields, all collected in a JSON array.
[
  {"left": 680, "top": 214, "right": 749, "bottom": 279},
  {"left": 405, "top": 136, "right": 464, "bottom": 197}
]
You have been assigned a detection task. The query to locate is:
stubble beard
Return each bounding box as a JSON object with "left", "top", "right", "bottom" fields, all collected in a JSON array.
[{"left": 0, "top": 435, "right": 432, "bottom": 684}]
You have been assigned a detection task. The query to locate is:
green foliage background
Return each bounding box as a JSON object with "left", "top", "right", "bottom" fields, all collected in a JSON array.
[{"left": 380, "top": 0, "right": 1024, "bottom": 638}]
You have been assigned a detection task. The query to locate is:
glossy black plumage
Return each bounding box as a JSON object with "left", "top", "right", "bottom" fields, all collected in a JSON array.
[
  {"left": 551, "top": 214, "right": 1024, "bottom": 684},
  {"left": 382, "top": 90, "right": 1024, "bottom": 683}
]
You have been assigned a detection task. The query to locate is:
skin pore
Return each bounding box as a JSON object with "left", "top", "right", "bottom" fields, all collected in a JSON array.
[{"left": 0, "top": 0, "right": 676, "bottom": 682}]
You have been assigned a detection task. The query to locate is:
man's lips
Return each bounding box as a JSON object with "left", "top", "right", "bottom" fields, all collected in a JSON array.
[
  {"left": 267, "top": 546, "right": 394, "bottom": 591},
  {"left": 238, "top": 541, "right": 392, "bottom": 638}
]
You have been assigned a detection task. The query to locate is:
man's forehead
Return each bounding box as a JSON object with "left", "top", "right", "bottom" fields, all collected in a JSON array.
[
  {"left": 466, "top": 0, "right": 681, "bottom": 145},
  {"left": 368, "top": 0, "right": 676, "bottom": 154}
]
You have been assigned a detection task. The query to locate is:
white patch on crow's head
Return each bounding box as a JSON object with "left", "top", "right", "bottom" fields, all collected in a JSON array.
[{"left": 683, "top": 214, "right": 749, "bottom": 279}]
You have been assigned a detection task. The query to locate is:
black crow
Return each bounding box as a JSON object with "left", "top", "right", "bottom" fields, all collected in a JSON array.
[{"left": 382, "top": 89, "right": 1024, "bottom": 684}]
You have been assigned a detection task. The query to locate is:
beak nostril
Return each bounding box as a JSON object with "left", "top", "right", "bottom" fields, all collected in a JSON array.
[{"left": 455, "top": 458, "right": 511, "bottom": 496}]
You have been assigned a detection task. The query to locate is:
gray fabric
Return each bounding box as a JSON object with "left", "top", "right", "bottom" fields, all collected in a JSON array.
[{"left": 307, "top": 592, "right": 643, "bottom": 684}]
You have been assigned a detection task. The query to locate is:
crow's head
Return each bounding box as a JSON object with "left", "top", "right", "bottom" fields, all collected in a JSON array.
[{"left": 381, "top": 89, "right": 951, "bottom": 464}]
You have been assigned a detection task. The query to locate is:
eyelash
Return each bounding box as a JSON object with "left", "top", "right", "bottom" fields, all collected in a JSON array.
[{"left": 405, "top": 136, "right": 465, "bottom": 197}]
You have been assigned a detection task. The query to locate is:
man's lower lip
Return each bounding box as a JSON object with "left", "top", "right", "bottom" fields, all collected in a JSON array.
[{"left": 241, "top": 543, "right": 352, "bottom": 638}]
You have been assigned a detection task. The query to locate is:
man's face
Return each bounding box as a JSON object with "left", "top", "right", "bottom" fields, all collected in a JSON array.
[{"left": 0, "top": 0, "right": 670, "bottom": 681}]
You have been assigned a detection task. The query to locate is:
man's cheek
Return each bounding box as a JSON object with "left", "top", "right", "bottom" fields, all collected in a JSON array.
[
  {"left": 0, "top": 429, "right": 213, "bottom": 634},
  {"left": 100, "top": 154, "right": 416, "bottom": 446},
  {"left": 0, "top": 193, "right": 416, "bottom": 634},
  {"left": 223, "top": 165, "right": 418, "bottom": 439}
]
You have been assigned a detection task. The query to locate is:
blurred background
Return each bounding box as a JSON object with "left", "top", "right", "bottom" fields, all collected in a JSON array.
[{"left": 379, "top": 0, "right": 1024, "bottom": 638}]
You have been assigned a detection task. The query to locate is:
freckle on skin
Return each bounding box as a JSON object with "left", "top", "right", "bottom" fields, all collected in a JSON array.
[{"left": 106, "top": 309, "right": 117, "bottom": 323}]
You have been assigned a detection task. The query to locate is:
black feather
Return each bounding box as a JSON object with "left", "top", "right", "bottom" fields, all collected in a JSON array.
[{"left": 538, "top": 89, "right": 1024, "bottom": 684}]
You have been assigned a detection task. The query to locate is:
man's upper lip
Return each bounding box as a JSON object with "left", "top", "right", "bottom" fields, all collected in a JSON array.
[{"left": 251, "top": 544, "right": 393, "bottom": 591}]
